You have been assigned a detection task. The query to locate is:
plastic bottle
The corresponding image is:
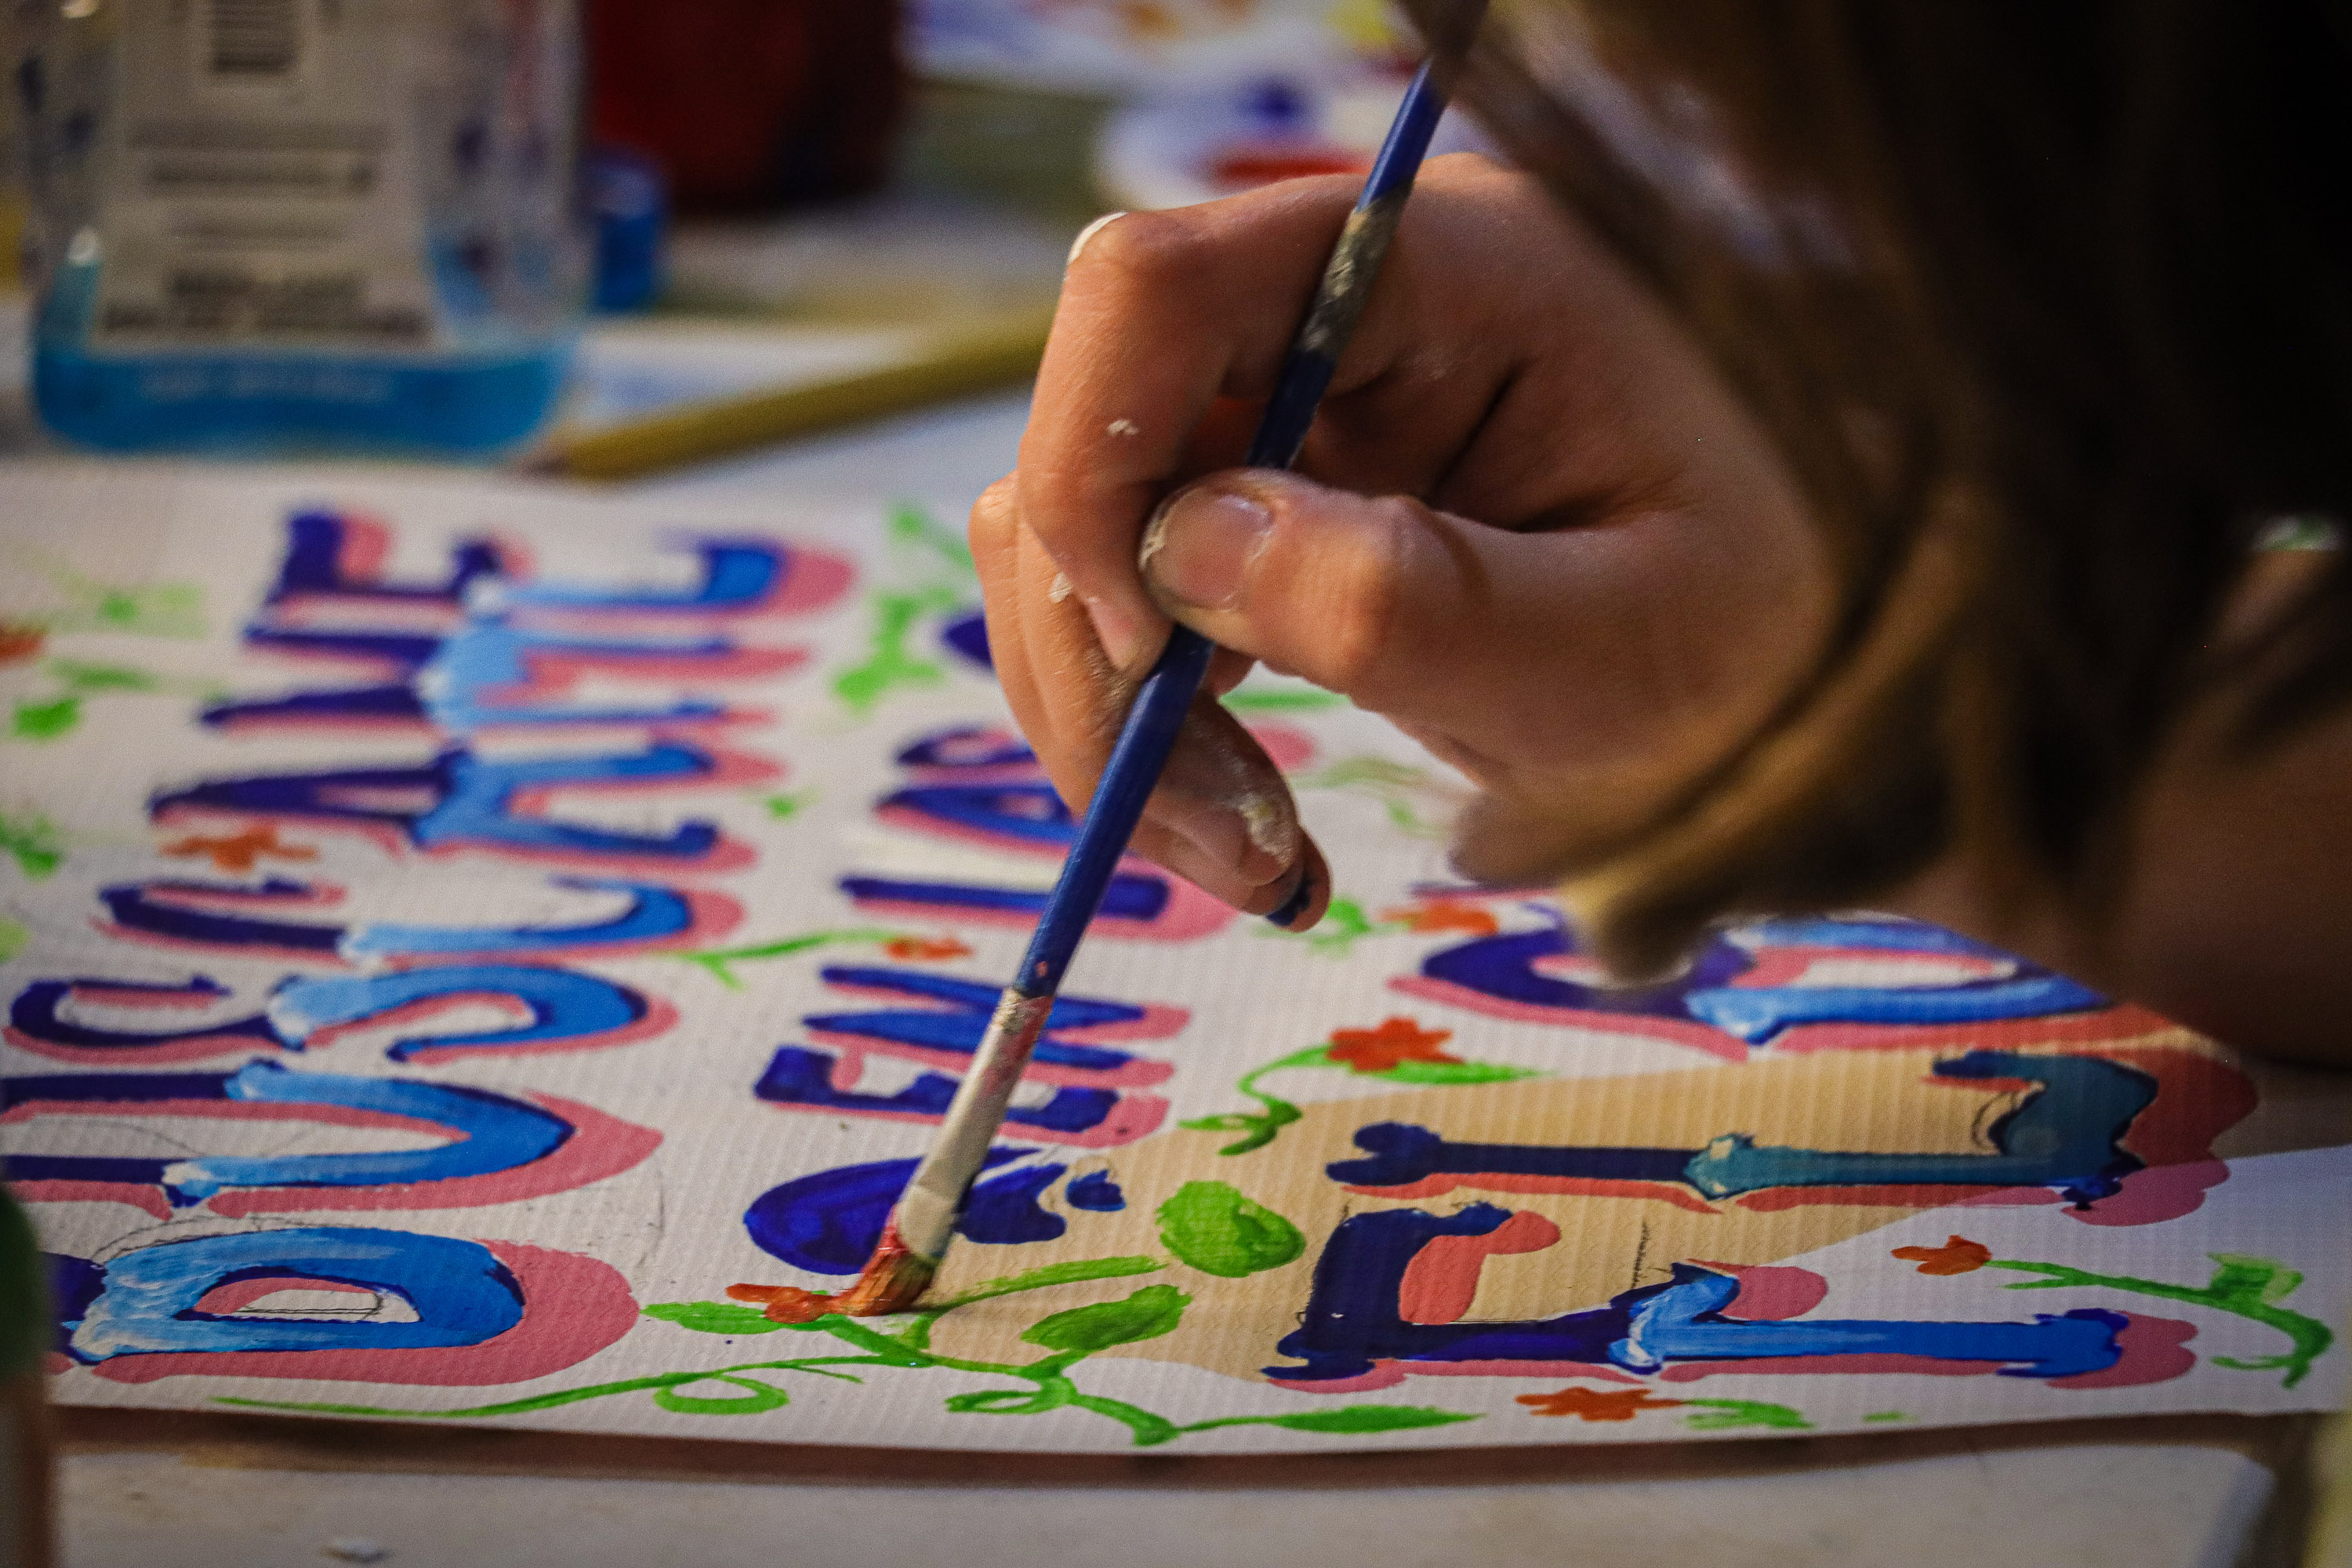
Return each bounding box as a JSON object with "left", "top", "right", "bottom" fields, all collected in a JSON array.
[{"left": 13, "top": 0, "right": 587, "bottom": 456}]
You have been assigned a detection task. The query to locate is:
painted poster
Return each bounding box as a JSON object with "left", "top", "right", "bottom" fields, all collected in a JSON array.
[{"left": 3, "top": 464, "right": 2347, "bottom": 1454}]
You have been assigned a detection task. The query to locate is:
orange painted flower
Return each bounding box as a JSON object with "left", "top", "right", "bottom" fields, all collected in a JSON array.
[
  {"left": 881, "top": 935, "right": 972, "bottom": 962},
  {"left": 1517, "top": 1386, "right": 1685, "bottom": 1421},
  {"left": 1893, "top": 1235, "right": 1993, "bottom": 1276},
  {"left": 161, "top": 824, "right": 319, "bottom": 873},
  {"left": 1325, "top": 1016, "right": 1459, "bottom": 1073},
  {"left": 0, "top": 622, "right": 44, "bottom": 664},
  {"left": 1378, "top": 898, "right": 1500, "bottom": 937}
]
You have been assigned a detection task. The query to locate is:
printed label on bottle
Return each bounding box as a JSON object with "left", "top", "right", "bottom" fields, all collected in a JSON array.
[{"left": 89, "top": 0, "right": 441, "bottom": 350}]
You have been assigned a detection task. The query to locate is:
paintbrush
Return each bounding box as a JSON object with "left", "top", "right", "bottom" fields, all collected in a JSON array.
[{"left": 781, "top": 56, "right": 1463, "bottom": 1323}]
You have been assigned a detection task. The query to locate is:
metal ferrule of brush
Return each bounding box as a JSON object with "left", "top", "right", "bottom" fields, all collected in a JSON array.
[{"left": 889, "top": 987, "right": 1057, "bottom": 1260}]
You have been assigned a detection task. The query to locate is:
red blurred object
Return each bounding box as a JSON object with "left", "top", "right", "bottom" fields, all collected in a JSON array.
[
  {"left": 1210, "top": 146, "right": 1374, "bottom": 189},
  {"left": 586, "top": 1, "right": 905, "bottom": 213}
]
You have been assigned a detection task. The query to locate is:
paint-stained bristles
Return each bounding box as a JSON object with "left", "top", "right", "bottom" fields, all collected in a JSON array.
[{"left": 831, "top": 1223, "right": 938, "bottom": 1317}]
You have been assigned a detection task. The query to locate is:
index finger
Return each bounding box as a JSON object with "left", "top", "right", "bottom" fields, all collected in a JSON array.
[{"left": 1017, "top": 178, "right": 1365, "bottom": 674}]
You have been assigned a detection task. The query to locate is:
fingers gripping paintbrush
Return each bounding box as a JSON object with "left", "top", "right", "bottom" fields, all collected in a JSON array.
[{"left": 779, "top": 59, "right": 1461, "bottom": 1323}]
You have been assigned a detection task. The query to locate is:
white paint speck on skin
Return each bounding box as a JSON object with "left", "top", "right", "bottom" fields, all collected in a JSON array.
[
  {"left": 1236, "top": 790, "right": 1298, "bottom": 862},
  {"left": 1137, "top": 508, "right": 1170, "bottom": 574},
  {"left": 1066, "top": 211, "right": 1127, "bottom": 267},
  {"left": 1048, "top": 572, "right": 1073, "bottom": 604},
  {"left": 1107, "top": 418, "right": 1141, "bottom": 437}
]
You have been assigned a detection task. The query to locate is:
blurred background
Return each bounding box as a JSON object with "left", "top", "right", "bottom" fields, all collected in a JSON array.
[{"left": 0, "top": 0, "right": 1486, "bottom": 463}]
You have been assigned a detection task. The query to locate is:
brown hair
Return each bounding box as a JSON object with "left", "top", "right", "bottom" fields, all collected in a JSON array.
[{"left": 1408, "top": 0, "right": 2352, "bottom": 975}]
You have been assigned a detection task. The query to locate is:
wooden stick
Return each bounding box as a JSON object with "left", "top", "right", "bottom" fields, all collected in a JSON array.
[{"left": 528, "top": 306, "right": 1054, "bottom": 481}]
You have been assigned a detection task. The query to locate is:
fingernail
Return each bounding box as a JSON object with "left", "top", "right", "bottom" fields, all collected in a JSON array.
[
  {"left": 1142, "top": 485, "right": 1272, "bottom": 612},
  {"left": 1158, "top": 791, "right": 1281, "bottom": 887},
  {"left": 1083, "top": 595, "right": 1149, "bottom": 671},
  {"left": 1067, "top": 211, "right": 1126, "bottom": 267}
]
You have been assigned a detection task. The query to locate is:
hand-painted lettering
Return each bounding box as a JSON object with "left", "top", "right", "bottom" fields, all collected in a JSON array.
[
  {"left": 9, "top": 965, "right": 662, "bottom": 1064},
  {"left": 1268, "top": 1207, "right": 2125, "bottom": 1386}
]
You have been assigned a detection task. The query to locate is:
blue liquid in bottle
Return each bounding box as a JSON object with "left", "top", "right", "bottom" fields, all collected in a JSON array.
[{"left": 16, "top": 0, "right": 587, "bottom": 458}]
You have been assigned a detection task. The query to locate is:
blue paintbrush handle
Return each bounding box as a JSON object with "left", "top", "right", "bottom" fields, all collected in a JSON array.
[
  {"left": 1014, "top": 624, "right": 1216, "bottom": 997},
  {"left": 1010, "top": 61, "right": 1454, "bottom": 1000},
  {"left": 1247, "top": 60, "right": 1451, "bottom": 470}
]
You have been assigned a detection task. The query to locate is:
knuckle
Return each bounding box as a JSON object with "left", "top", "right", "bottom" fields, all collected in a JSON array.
[
  {"left": 1065, "top": 207, "right": 1209, "bottom": 297},
  {"left": 1014, "top": 471, "right": 1092, "bottom": 554}
]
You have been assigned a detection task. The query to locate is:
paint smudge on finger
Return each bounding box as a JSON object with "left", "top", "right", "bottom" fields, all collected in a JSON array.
[
  {"left": 1237, "top": 791, "right": 1298, "bottom": 863},
  {"left": 1137, "top": 509, "right": 1171, "bottom": 575}
]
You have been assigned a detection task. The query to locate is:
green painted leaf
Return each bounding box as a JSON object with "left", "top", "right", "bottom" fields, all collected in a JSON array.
[
  {"left": 12, "top": 697, "right": 80, "bottom": 740},
  {"left": 1157, "top": 1181, "right": 1305, "bottom": 1278},
  {"left": 91, "top": 583, "right": 205, "bottom": 636},
  {"left": 49, "top": 659, "right": 161, "bottom": 692},
  {"left": 1179, "top": 1112, "right": 1265, "bottom": 1133},
  {"left": 1370, "top": 1058, "right": 1541, "bottom": 1087},
  {"left": 641, "top": 1301, "right": 785, "bottom": 1336},
  {"left": 2212, "top": 1254, "right": 2302, "bottom": 1305},
  {"left": 1262, "top": 1405, "right": 1479, "bottom": 1436},
  {"left": 833, "top": 586, "right": 964, "bottom": 712},
  {"left": 1021, "top": 1283, "right": 1189, "bottom": 1354},
  {"left": 1265, "top": 896, "right": 1384, "bottom": 956},
  {"left": 1682, "top": 1399, "right": 1813, "bottom": 1432},
  {"left": 652, "top": 1375, "right": 790, "bottom": 1416},
  {"left": 0, "top": 813, "right": 62, "bottom": 880},
  {"left": 0, "top": 918, "right": 24, "bottom": 964}
]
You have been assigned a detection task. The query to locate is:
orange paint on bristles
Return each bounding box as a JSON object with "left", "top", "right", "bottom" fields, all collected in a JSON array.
[
  {"left": 725, "top": 1223, "right": 938, "bottom": 1322},
  {"left": 831, "top": 1221, "right": 938, "bottom": 1316}
]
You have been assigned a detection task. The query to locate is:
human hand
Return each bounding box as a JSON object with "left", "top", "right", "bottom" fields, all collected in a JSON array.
[{"left": 971, "top": 154, "right": 1835, "bottom": 927}]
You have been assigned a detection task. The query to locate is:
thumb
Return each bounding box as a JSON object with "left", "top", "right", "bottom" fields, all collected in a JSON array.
[
  {"left": 1138, "top": 469, "right": 1568, "bottom": 724},
  {"left": 1137, "top": 467, "right": 1825, "bottom": 889}
]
